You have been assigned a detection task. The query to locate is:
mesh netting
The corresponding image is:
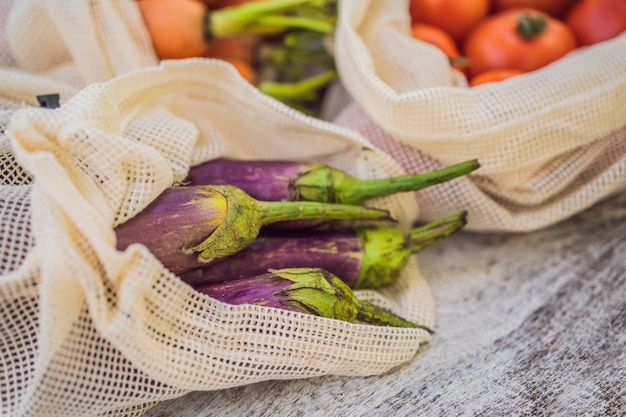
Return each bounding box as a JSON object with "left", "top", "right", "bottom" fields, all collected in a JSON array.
[
  {"left": 0, "top": 59, "right": 434, "bottom": 417},
  {"left": 331, "top": 0, "right": 626, "bottom": 232},
  {"left": 2, "top": 0, "right": 624, "bottom": 415}
]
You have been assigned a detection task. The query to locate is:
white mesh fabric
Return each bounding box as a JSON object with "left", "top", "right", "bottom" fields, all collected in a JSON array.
[
  {"left": 3, "top": 0, "right": 157, "bottom": 87},
  {"left": 2, "top": 60, "right": 435, "bottom": 417},
  {"left": 332, "top": 0, "right": 626, "bottom": 232}
]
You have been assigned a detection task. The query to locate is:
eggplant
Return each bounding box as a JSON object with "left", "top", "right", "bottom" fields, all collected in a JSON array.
[
  {"left": 180, "top": 211, "right": 467, "bottom": 289},
  {"left": 114, "top": 184, "right": 394, "bottom": 274},
  {"left": 185, "top": 158, "right": 480, "bottom": 204},
  {"left": 196, "top": 267, "right": 433, "bottom": 332}
]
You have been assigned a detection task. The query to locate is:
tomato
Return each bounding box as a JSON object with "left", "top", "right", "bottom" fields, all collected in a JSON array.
[
  {"left": 137, "top": 0, "right": 210, "bottom": 60},
  {"left": 469, "top": 68, "right": 525, "bottom": 86},
  {"left": 206, "top": 36, "right": 257, "bottom": 63},
  {"left": 491, "top": 0, "right": 578, "bottom": 17},
  {"left": 409, "top": 0, "right": 490, "bottom": 43},
  {"left": 463, "top": 8, "right": 578, "bottom": 77},
  {"left": 411, "top": 23, "right": 470, "bottom": 76},
  {"left": 565, "top": 0, "right": 626, "bottom": 46},
  {"left": 220, "top": 58, "right": 257, "bottom": 83},
  {"left": 411, "top": 23, "right": 460, "bottom": 57}
]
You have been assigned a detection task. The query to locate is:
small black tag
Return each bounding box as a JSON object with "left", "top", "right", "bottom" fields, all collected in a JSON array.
[{"left": 36, "top": 94, "right": 61, "bottom": 109}]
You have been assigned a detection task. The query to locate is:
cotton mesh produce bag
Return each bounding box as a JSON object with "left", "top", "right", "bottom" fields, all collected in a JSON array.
[
  {"left": 0, "top": 59, "right": 439, "bottom": 417},
  {"left": 329, "top": 0, "right": 626, "bottom": 232},
  {"left": 1, "top": 0, "right": 157, "bottom": 87}
]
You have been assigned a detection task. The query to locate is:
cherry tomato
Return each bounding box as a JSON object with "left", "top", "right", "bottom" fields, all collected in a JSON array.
[
  {"left": 411, "top": 23, "right": 460, "bottom": 57},
  {"left": 469, "top": 68, "right": 525, "bottom": 86},
  {"left": 491, "top": 0, "right": 578, "bottom": 17},
  {"left": 565, "top": 0, "right": 626, "bottom": 46},
  {"left": 411, "top": 23, "right": 469, "bottom": 76},
  {"left": 409, "top": 0, "right": 490, "bottom": 43},
  {"left": 463, "top": 8, "right": 578, "bottom": 77}
]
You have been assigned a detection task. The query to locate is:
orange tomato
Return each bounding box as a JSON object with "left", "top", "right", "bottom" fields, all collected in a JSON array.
[
  {"left": 469, "top": 68, "right": 524, "bottom": 86},
  {"left": 491, "top": 0, "right": 578, "bottom": 17},
  {"left": 565, "top": 0, "right": 626, "bottom": 46},
  {"left": 220, "top": 58, "right": 257, "bottom": 83},
  {"left": 205, "top": 36, "right": 258, "bottom": 82},
  {"left": 206, "top": 36, "right": 258, "bottom": 63},
  {"left": 411, "top": 23, "right": 460, "bottom": 57},
  {"left": 409, "top": 0, "right": 490, "bottom": 43},
  {"left": 411, "top": 23, "right": 469, "bottom": 75},
  {"left": 137, "top": 0, "right": 210, "bottom": 60},
  {"left": 463, "top": 8, "right": 578, "bottom": 77}
]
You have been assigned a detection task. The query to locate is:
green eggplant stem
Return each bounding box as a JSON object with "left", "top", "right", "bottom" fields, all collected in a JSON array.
[
  {"left": 272, "top": 267, "right": 359, "bottom": 321},
  {"left": 296, "top": 159, "right": 480, "bottom": 205},
  {"left": 273, "top": 267, "right": 433, "bottom": 331},
  {"left": 354, "top": 211, "right": 467, "bottom": 289},
  {"left": 406, "top": 211, "right": 468, "bottom": 251},
  {"left": 186, "top": 185, "right": 394, "bottom": 264},
  {"left": 257, "top": 195, "right": 395, "bottom": 225},
  {"left": 356, "top": 300, "right": 434, "bottom": 333}
]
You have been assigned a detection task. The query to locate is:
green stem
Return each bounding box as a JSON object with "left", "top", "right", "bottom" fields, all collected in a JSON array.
[
  {"left": 272, "top": 267, "right": 432, "bottom": 330},
  {"left": 279, "top": 50, "right": 335, "bottom": 65},
  {"left": 258, "top": 199, "right": 394, "bottom": 225},
  {"left": 354, "top": 211, "right": 467, "bottom": 289},
  {"left": 516, "top": 13, "right": 547, "bottom": 40},
  {"left": 449, "top": 56, "right": 471, "bottom": 68},
  {"left": 258, "top": 69, "right": 337, "bottom": 99},
  {"left": 283, "top": 31, "right": 327, "bottom": 49},
  {"left": 348, "top": 160, "right": 480, "bottom": 203},
  {"left": 296, "top": 159, "right": 480, "bottom": 205},
  {"left": 280, "top": 100, "right": 320, "bottom": 116},
  {"left": 261, "top": 85, "right": 317, "bottom": 101},
  {"left": 209, "top": 0, "right": 334, "bottom": 38},
  {"left": 189, "top": 185, "right": 394, "bottom": 263},
  {"left": 405, "top": 211, "right": 467, "bottom": 252},
  {"left": 251, "top": 14, "right": 334, "bottom": 34},
  {"left": 224, "top": 0, "right": 322, "bottom": 16},
  {"left": 273, "top": 268, "right": 360, "bottom": 321},
  {"left": 357, "top": 300, "right": 434, "bottom": 332}
]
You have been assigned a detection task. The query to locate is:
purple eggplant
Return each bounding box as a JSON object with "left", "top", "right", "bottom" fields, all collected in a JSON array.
[
  {"left": 115, "top": 184, "right": 394, "bottom": 274},
  {"left": 185, "top": 158, "right": 480, "bottom": 204},
  {"left": 180, "top": 210, "right": 467, "bottom": 289},
  {"left": 196, "top": 267, "right": 433, "bottom": 332}
]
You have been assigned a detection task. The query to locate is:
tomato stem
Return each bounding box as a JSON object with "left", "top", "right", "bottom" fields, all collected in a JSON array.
[
  {"left": 449, "top": 56, "right": 470, "bottom": 67},
  {"left": 516, "top": 13, "right": 547, "bottom": 40}
]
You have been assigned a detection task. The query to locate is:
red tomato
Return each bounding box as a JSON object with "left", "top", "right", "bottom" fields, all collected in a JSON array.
[
  {"left": 469, "top": 68, "right": 525, "bottom": 86},
  {"left": 491, "top": 0, "right": 578, "bottom": 17},
  {"left": 409, "top": 0, "right": 490, "bottom": 43},
  {"left": 463, "top": 8, "right": 578, "bottom": 77},
  {"left": 565, "top": 0, "right": 626, "bottom": 46}
]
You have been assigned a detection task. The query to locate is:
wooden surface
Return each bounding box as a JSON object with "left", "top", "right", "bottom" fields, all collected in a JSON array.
[{"left": 143, "top": 191, "right": 626, "bottom": 417}]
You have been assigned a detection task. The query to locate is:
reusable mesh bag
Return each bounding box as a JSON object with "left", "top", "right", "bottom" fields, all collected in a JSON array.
[
  {"left": 2, "top": 0, "right": 157, "bottom": 87},
  {"left": 330, "top": 0, "right": 626, "bottom": 232},
  {"left": 1, "top": 59, "right": 436, "bottom": 417}
]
